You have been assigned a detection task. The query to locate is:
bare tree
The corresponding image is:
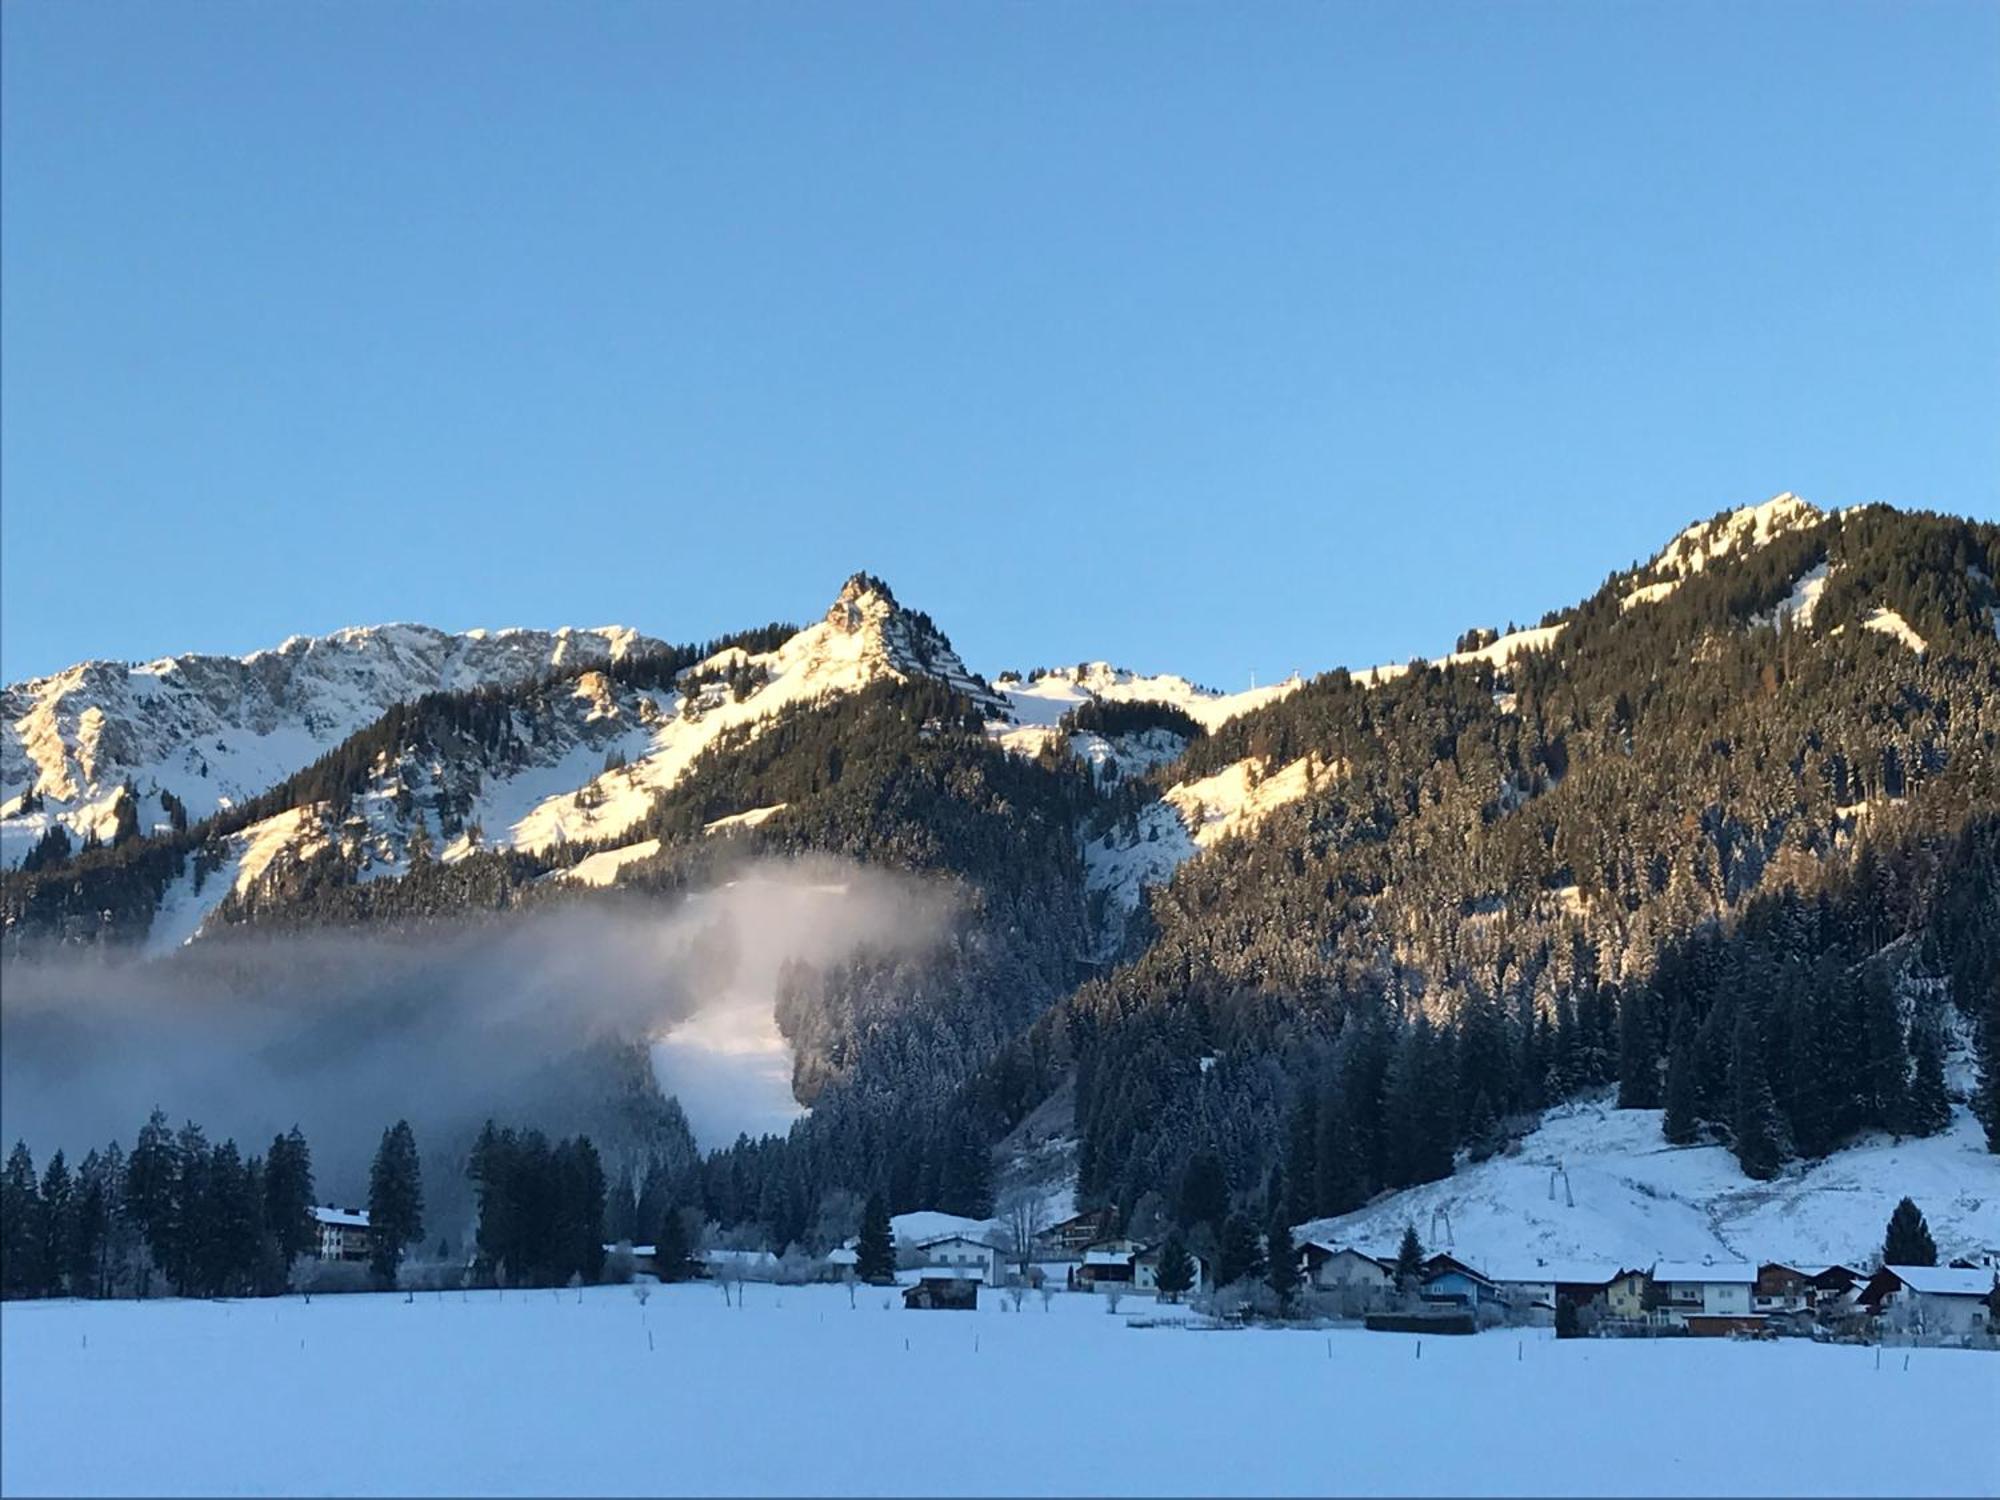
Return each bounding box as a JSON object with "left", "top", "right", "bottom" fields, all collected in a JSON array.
[
  {"left": 1103, "top": 1286, "right": 1124, "bottom": 1314},
  {"left": 996, "top": 1186, "right": 1047, "bottom": 1284}
]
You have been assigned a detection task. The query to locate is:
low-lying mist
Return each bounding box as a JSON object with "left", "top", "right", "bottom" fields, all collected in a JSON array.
[{"left": 0, "top": 857, "right": 948, "bottom": 1229}]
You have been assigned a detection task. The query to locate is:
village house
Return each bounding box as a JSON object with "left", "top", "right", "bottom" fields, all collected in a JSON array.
[
  {"left": 1650, "top": 1260, "right": 1758, "bottom": 1334},
  {"left": 916, "top": 1233, "right": 1001, "bottom": 1283},
  {"left": 1753, "top": 1262, "right": 1810, "bottom": 1314},
  {"left": 312, "top": 1205, "right": 371, "bottom": 1263},
  {"left": 1035, "top": 1209, "right": 1114, "bottom": 1257},
  {"left": 1805, "top": 1263, "right": 1863, "bottom": 1311},
  {"left": 1073, "top": 1237, "right": 1145, "bottom": 1290},
  {"left": 1604, "top": 1267, "right": 1652, "bottom": 1321},
  {"left": 903, "top": 1268, "right": 981, "bottom": 1311},
  {"left": 1484, "top": 1261, "right": 1619, "bottom": 1324},
  {"left": 1299, "top": 1243, "right": 1396, "bottom": 1301},
  {"left": 1420, "top": 1254, "right": 1503, "bottom": 1315},
  {"left": 1133, "top": 1242, "right": 1211, "bottom": 1296},
  {"left": 1858, "top": 1266, "right": 1996, "bottom": 1340}
]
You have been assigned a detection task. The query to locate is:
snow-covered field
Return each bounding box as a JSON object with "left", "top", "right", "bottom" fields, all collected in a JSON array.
[{"left": 4, "top": 1283, "right": 1994, "bottom": 1497}]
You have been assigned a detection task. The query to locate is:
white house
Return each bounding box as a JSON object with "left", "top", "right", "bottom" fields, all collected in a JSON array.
[
  {"left": 312, "top": 1205, "right": 371, "bottom": 1263},
  {"left": 1862, "top": 1265, "right": 1995, "bottom": 1339},
  {"left": 1650, "top": 1260, "right": 1756, "bottom": 1323},
  {"left": 917, "top": 1234, "right": 1001, "bottom": 1282},
  {"left": 1133, "top": 1242, "right": 1211, "bottom": 1295}
]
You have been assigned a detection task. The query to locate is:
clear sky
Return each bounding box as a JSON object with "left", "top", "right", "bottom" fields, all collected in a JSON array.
[{"left": 4, "top": 2, "right": 1996, "bottom": 689}]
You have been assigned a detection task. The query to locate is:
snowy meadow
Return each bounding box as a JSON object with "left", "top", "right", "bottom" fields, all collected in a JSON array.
[{"left": 4, "top": 1283, "right": 1995, "bottom": 1497}]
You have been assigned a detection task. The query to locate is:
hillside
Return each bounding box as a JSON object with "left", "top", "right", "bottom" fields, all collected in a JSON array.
[{"left": 2, "top": 494, "right": 1997, "bottom": 1269}]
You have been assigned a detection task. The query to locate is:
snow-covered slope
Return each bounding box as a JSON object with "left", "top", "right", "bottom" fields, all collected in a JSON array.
[
  {"left": 1294, "top": 1095, "right": 2000, "bottom": 1273},
  {"left": 1, "top": 623, "right": 663, "bottom": 867},
  {"left": 471, "top": 575, "right": 1002, "bottom": 857},
  {"left": 995, "top": 662, "right": 1299, "bottom": 737}
]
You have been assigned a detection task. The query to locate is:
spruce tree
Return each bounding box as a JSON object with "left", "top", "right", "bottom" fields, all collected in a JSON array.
[
  {"left": 1857, "top": 966, "right": 1909, "bottom": 1132},
  {"left": 367, "top": 1120, "right": 424, "bottom": 1289},
  {"left": 655, "top": 1205, "right": 694, "bottom": 1283},
  {"left": 1394, "top": 1223, "right": 1424, "bottom": 1292},
  {"left": 1284, "top": 1094, "right": 1319, "bottom": 1224},
  {"left": 1982, "top": 969, "right": 2000, "bottom": 1154},
  {"left": 1, "top": 1142, "right": 42, "bottom": 1299},
  {"left": 1616, "top": 985, "right": 1660, "bottom": 1109},
  {"left": 1731, "top": 1007, "right": 1787, "bottom": 1181},
  {"left": 1882, "top": 1197, "right": 1937, "bottom": 1267},
  {"left": 1153, "top": 1233, "right": 1195, "bottom": 1303},
  {"left": 263, "top": 1127, "right": 316, "bottom": 1271},
  {"left": 123, "top": 1110, "right": 177, "bottom": 1295},
  {"left": 856, "top": 1193, "right": 895, "bottom": 1284},
  {"left": 38, "top": 1151, "right": 73, "bottom": 1298},
  {"left": 1217, "top": 1213, "right": 1264, "bottom": 1289},
  {"left": 1663, "top": 1003, "right": 1699, "bottom": 1145},
  {"left": 1265, "top": 1214, "right": 1300, "bottom": 1312},
  {"left": 1177, "top": 1151, "right": 1228, "bottom": 1235},
  {"left": 1905, "top": 1020, "right": 1952, "bottom": 1138}
]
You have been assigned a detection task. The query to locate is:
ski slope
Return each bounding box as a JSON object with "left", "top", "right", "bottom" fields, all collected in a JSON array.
[{"left": 1296, "top": 1096, "right": 2000, "bottom": 1273}]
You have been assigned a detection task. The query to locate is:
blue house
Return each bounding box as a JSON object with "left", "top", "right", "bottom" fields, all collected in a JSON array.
[{"left": 1420, "top": 1253, "right": 1502, "bottom": 1312}]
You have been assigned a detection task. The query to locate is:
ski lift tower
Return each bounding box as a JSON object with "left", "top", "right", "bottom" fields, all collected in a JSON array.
[{"left": 1549, "top": 1157, "right": 1574, "bottom": 1208}]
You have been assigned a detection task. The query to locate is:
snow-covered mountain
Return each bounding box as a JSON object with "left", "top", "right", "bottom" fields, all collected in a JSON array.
[{"left": 1, "top": 623, "right": 665, "bottom": 867}]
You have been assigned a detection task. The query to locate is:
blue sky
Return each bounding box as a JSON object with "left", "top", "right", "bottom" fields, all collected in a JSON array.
[{"left": 4, "top": 2, "right": 1995, "bottom": 689}]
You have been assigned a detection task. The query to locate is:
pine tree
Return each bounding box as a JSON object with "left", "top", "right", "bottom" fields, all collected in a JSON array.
[
  {"left": 1265, "top": 1214, "right": 1299, "bottom": 1312},
  {"left": 1882, "top": 1197, "right": 1937, "bottom": 1267},
  {"left": 1663, "top": 1003, "right": 1699, "bottom": 1145},
  {"left": 1905, "top": 1019, "right": 1952, "bottom": 1138},
  {"left": 367, "top": 1120, "right": 424, "bottom": 1289},
  {"left": 1394, "top": 1223, "right": 1424, "bottom": 1293},
  {"left": 856, "top": 1193, "right": 895, "bottom": 1284},
  {"left": 1153, "top": 1233, "right": 1195, "bottom": 1303}
]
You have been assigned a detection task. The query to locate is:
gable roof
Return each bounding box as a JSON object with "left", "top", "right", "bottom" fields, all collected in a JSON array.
[
  {"left": 1481, "top": 1260, "right": 1621, "bottom": 1288},
  {"left": 916, "top": 1233, "right": 995, "bottom": 1251},
  {"left": 312, "top": 1205, "right": 369, "bottom": 1228},
  {"left": 1882, "top": 1265, "right": 1997, "bottom": 1298},
  {"left": 1653, "top": 1260, "right": 1756, "bottom": 1285}
]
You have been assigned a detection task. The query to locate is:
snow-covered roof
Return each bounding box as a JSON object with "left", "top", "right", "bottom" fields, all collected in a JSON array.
[
  {"left": 824, "top": 1247, "right": 858, "bottom": 1265},
  {"left": 703, "top": 1248, "right": 777, "bottom": 1270},
  {"left": 1884, "top": 1266, "right": 1996, "bottom": 1298},
  {"left": 1482, "top": 1261, "right": 1622, "bottom": 1287},
  {"left": 312, "top": 1206, "right": 369, "bottom": 1228},
  {"left": 914, "top": 1266, "right": 985, "bottom": 1283},
  {"left": 1653, "top": 1260, "right": 1756, "bottom": 1285},
  {"left": 916, "top": 1233, "right": 994, "bottom": 1251},
  {"left": 1083, "top": 1248, "right": 1135, "bottom": 1266}
]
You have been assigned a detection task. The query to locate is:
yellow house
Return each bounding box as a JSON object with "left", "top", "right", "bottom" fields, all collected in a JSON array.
[{"left": 1605, "top": 1268, "right": 1652, "bottom": 1320}]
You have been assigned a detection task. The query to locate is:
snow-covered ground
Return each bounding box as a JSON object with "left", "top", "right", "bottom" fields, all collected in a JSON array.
[
  {"left": 1297, "top": 1097, "right": 2000, "bottom": 1273},
  {"left": 3, "top": 1282, "right": 1992, "bottom": 1497}
]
